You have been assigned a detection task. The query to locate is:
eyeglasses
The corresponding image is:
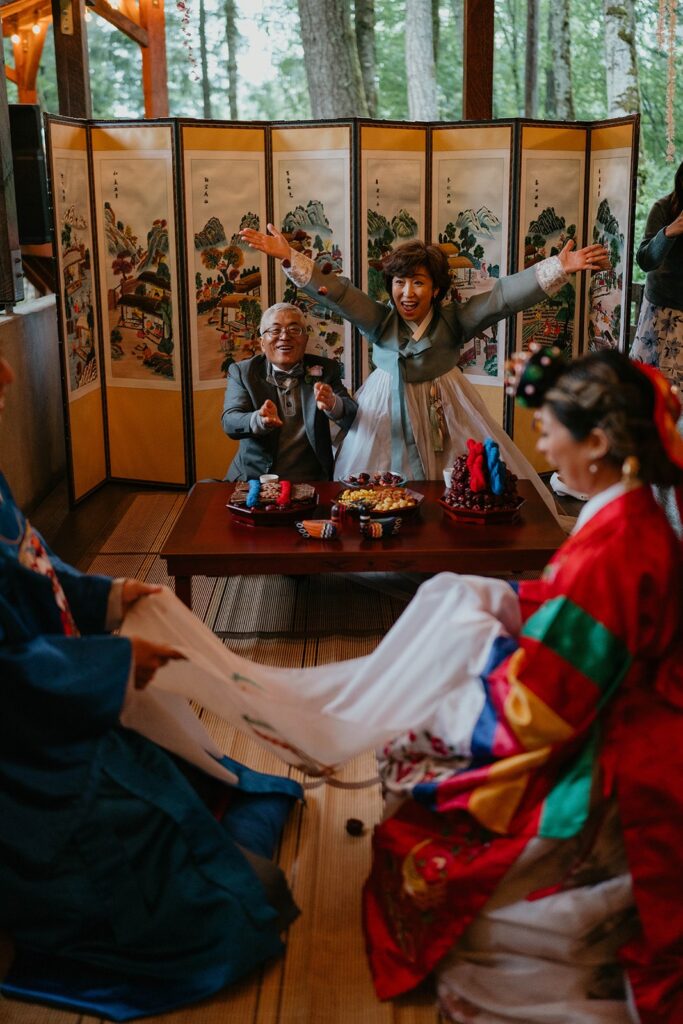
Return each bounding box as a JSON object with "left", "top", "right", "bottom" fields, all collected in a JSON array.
[{"left": 262, "top": 325, "right": 306, "bottom": 339}]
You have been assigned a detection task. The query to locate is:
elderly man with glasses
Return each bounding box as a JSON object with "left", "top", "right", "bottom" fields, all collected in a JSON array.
[{"left": 222, "top": 303, "right": 357, "bottom": 481}]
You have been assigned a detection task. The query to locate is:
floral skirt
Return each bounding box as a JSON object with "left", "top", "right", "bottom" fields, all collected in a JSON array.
[
  {"left": 630, "top": 297, "right": 683, "bottom": 389},
  {"left": 630, "top": 297, "right": 683, "bottom": 537}
]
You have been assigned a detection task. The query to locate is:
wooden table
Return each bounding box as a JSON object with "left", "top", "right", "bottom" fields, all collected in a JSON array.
[{"left": 160, "top": 480, "right": 565, "bottom": 609}]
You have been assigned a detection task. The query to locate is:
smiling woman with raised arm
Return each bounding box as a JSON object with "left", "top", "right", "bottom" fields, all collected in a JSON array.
[{"left": 241, "top": 223, "right": 608, "bottom": 515}]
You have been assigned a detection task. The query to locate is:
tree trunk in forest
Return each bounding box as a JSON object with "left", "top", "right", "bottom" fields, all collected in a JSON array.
[
  {"left": 545, "top": 1, "right": 556, "bottom": 117},
  {"left": 432, "top": 0, "right": 440, "bottom": 64},
  {"left": 355, "top": 0, "right": 377, "bottom": 118},
  {"left": 547, "top": 0, "right": 574, "bottom": 119},
  {"left": 224, "top": 0, "right": 239, "bottom": 120},
  {"left": 198, "top": 0, "right": 212, "bottom": 119},
  {"left": 297, "top": 0, "right": 368, "bottom": 118},
  {"left": 497, "top": 0, "right": 522, "bottom": 114},
  {"left": 406, "top": 0, "right": 438, "bottom": 120},
  {"left": 603, "top": 0, "right": 640, "bottom": 116},
  {"left": 524, "top": 0, "right": 538, "bottom": 116}
]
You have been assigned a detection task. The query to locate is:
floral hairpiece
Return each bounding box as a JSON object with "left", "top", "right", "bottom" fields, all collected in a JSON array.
[{"left": 504, "top": 343, "right": 568, "bottom": 408}]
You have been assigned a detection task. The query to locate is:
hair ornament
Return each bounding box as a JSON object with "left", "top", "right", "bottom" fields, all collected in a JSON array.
[
  {"left": 632, "top": 362, "right": 683, "bottom": 469},
  {"left": 504, "top": 343, "right": 568, "bottom": 407}
]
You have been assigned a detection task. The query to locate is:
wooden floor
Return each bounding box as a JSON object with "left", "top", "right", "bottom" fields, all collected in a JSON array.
[{"left": 0, "top": 484, "right": 444, "bottom": 1024}]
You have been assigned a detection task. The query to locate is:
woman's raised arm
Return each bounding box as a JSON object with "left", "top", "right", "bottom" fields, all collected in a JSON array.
[{"left": 239, "top": 222, "right": 290, "bottom": 262}]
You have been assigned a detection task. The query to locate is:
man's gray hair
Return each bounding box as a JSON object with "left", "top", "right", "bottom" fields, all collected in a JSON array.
[{"left": 259, "top": 303, "right": 306, "bottom": 335}]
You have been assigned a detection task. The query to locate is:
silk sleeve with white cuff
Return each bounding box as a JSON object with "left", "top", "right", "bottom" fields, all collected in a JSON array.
[{"left": 533, "top": 255, "right": 568, "bottom": 297}]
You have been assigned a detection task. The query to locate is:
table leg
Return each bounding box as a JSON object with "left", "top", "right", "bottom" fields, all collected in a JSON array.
[{"left": 174, "top": 575, "right": 192, "bottom": 609}]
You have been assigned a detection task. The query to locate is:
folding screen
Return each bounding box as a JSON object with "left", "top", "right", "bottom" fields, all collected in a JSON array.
[
  {"left": 90, "top": 122, "right": 188, "bottom": 486},
  {"left": 47, "top": 118, "right": 107, "bottom": 502},
  {"left": 271, "top": 123, "right": 354, "bottom": 384},
  {"left": 430, "top": 122, "right": 514, "bottom": 429},
  {"left": 180, "top": 123, "right": 268, "bottom": 481},
  {"left": 44, "top": 114, "right": 638, "bottom": 500}
]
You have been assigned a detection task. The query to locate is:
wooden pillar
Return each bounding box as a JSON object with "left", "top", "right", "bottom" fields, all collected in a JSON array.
[
  {"left": 50, "top": 0, "right": 92, "bottom": 118},
  {"left": 0, "top": 44, "right": 23, "bottom": 303},
  {"left": 139, "top": 0, "right": 168, "bottom": 118},
  {"left": 463, "top": 0, "right": 494, "bottom": 120}
]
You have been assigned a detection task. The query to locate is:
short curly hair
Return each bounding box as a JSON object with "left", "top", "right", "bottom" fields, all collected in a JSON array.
[
  {"left": 382, "top": 241, "right": 451, "bottom": 303},
  {"left": 545, "top": 350, "right": 682, "bottom": 488}
]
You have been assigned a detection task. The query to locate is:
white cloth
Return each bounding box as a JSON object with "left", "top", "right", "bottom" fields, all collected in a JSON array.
[
  {"left": 119, "top": 575, "right": 520, "bottom": 775},
  {"left": 436, "top": 803, "right": 637, "bottom": 1024},
  {"left": 334, "top": 365, "right": 560, "bottom": 519}
]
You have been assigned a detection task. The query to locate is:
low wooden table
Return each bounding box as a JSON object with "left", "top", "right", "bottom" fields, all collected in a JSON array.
[{"left": 160, "top": 480, "right": 565, "bottom": 609}]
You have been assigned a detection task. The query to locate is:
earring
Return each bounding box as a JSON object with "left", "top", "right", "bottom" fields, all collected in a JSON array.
[
  {"left": 621, "top": 455, "right": 641, "bottom": 489},
  {"left": 588, "top": 462, "right": 598, "bottom": 474}
]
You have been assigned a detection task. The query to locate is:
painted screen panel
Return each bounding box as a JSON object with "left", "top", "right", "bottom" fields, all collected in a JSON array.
[
  {"left": 181, "top": 125, "right": 268, "bottom": 479},
  {"left": 360, "top": 125, "right": 427, "bottom": 302},
  {"left": 271, "top": 125, "right": 353, "bottom": 387},
  {"left": 91, "top": 124, "right": 187, "bottom": 484},
  {"left": 432, "top": 126, "right": 512, "bottom": 386},
  {"left": 584, "top": 123, "right": 637, "bottom": 353},
  {"left": 47, "top": 120, "right": 107, "bottom": 501},
  {"left": 517, "top": 127, "right": 586, "bottom": 357}
]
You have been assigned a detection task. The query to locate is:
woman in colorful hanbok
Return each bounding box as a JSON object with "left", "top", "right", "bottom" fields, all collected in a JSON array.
[
  {"left": 240, "top": 223, "right": 608, "bottom": 517},
  {"left": 0, "top": 356, "right": 302, "bottom": 1022},
  {"left": 124, "top": 347, "right": 683, "bottom": 1024}
]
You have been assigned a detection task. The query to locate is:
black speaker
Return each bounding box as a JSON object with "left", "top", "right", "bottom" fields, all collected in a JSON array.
[{"left": 9, "top": 104, "right": 52, "bottom": 245}]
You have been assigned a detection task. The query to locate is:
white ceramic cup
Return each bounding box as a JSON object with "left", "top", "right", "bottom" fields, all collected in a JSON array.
[
  {"left": 443, "top": 469, "right": 453, "bottom": 490},
  {"left": 260, "top": 474, "right": 279, "bottom": 484}
]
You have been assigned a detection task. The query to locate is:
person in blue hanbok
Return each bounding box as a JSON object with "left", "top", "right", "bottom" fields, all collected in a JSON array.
[
  {"left": 0, "top": 354, "right": 302, "bottom": 1022},
  {"left": 240, "top": 224, "right": 608, "bottom": 519}
]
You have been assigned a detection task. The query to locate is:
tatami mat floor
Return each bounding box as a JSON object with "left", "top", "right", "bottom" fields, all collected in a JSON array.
[{"left": 1, "top": 492, "right": 443, "bottom": 1024}]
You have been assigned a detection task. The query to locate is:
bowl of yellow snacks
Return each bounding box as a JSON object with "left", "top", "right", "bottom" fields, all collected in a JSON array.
[{"left": 335, "top": 485, "right": 423, "bottom": 517}]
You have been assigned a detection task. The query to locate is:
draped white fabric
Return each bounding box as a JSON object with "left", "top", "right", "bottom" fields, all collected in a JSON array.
[{"left": 120, "top": 576, "right": 521, "bottom": 775}]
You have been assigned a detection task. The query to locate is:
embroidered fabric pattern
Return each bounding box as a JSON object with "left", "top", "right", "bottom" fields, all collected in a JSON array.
[
  {"left": 19, "top": 523, "right": 79, "bottom": 636},
  {"left": 534, "top": 256, "right": 568, "bottom": 297},
  {"left": 285, "top": 249, "right": 314, "bottom": 288}
]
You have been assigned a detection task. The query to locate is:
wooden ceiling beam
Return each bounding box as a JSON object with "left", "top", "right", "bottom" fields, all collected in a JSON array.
[
  {"left": 11, "top": 19, "right": 49, "bottom": 101},
  {"left": 87, "top": 0, "right": 147, "bottom": 48}
]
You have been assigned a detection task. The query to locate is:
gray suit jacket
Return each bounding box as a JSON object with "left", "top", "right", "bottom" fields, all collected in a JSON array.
[{"left": 221, "top": 353, "right": 357, "bottom": 481}]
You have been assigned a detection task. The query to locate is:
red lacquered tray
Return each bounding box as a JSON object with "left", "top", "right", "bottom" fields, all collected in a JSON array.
[
  {"left": 439, "top": 496, "right": 524, "bottom": 525},
  {"left": 226, "top": 495, "right": 318, "bottom": 526}
]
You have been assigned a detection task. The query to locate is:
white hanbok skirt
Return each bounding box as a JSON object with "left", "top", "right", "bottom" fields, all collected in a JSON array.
[{"left": 334, "top": 367, "right": 559, "bottom": 520}]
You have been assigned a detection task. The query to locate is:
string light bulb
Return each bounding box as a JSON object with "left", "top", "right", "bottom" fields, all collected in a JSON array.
[
  {"left": 31, "top": 21, "right": 41, "bottom": 33},
  {"left": 10, "top": 32, "right": 20, "bottom": 43}
]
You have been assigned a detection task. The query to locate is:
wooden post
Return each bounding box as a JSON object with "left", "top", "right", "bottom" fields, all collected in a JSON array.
[
  {"left": 0, "top": 43, "right": 23, "bottom": 303},
  {"left": 139, "top": 0, "right": 169, "bottom": 118},
  {"left": 463, "top": 0, "right": 494, "bottom": 120},
  {"left": 50, "top": 0, "right": 92, "bottom": 118}
]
